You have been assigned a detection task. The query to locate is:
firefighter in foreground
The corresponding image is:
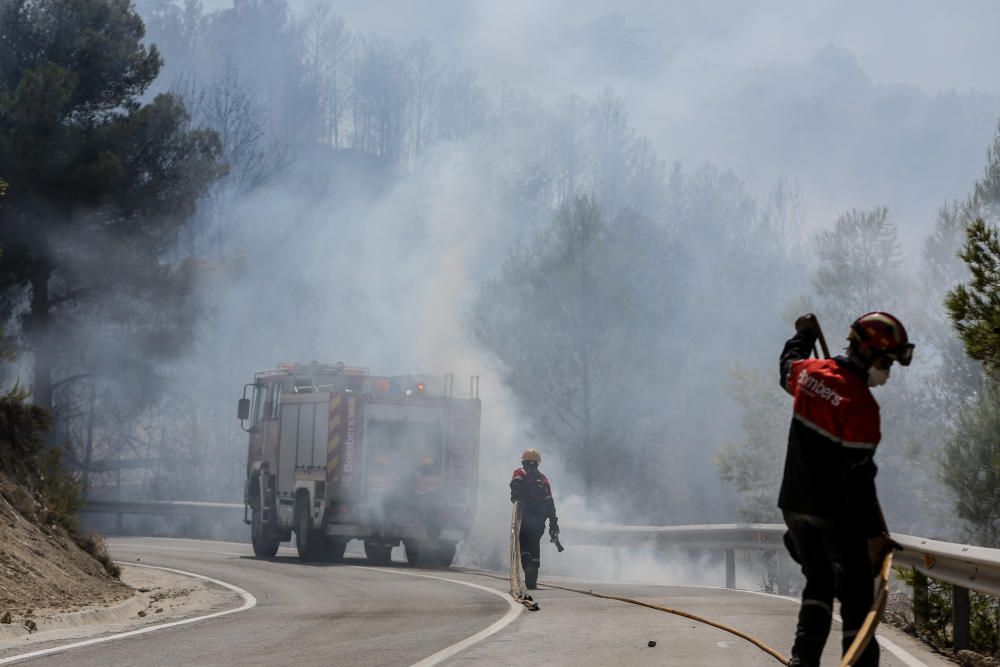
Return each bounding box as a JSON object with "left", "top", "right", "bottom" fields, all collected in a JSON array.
[
  {"left": 509, "top": 449, "right": 559, "bottom": 589},
  {"left": 779, "top": 312, "right": 913, "bottom": 666}
]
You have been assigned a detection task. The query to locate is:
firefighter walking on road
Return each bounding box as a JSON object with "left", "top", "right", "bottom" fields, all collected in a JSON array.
[
  {"left": 779, "top": 312, "right": 914, "bottom": 666},
  {"left": 510, "top": 449, "right": 559, "bottom": 590}
]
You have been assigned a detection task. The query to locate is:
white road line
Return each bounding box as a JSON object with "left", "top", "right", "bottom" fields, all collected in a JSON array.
[
  {"left": 692, "top": 584, "right": 928, "bottom": 666},
  {"left": 876, "top": 635, "right": 929, "bottom": 667},
  {"left": 0, "top": 562, "right": 257, "bottom": 665},
  {"left": 355, "top": 566, "right": 523, "bottom": 667}
]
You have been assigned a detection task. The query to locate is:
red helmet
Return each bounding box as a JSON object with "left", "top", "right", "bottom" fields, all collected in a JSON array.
[{"left": 848, "top": 312, "right": 914, "bottom": 366}]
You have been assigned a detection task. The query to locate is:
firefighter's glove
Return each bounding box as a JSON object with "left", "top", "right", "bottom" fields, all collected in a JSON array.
[
  {"left": 548, "top": 518, "right": 559, "bottom": 540},
  {"left": 510, "top": 478, "right": 522, "bottom": 504},
  {"left": 867, "top": 533, "right": 901, "bottom": 576},
  {"left": 795, "top": 313, "right": 820, "bottom": 333}
]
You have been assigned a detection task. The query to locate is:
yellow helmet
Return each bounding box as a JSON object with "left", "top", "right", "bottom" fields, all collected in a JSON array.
[
  {"left": 521, "top": 449, "right": 541, "bottom": 464},
  {"left": 375, "top": 456, "right": 389, "bottom": 466}
]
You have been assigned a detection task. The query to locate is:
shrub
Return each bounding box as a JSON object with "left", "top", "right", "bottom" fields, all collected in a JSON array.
[
  {"left": 75, "top": 532, "right": 121, "bottom": 578},
  {"left": 0, "top": 386, "right": 50, "bottom": 482},
  {"left": 39, "top": 448, "right": 86, "bottom": 533},
  {"left": 897, "top": 567, "right": 1000, "bottom": 655}
]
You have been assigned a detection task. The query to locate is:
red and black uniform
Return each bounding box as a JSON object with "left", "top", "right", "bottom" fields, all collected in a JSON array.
[
  {"left": 779, "top": 328, "right": 883, "bottom": 667},
  {"left": 510, "top": 468, "right": 558, "bottom": 587}
]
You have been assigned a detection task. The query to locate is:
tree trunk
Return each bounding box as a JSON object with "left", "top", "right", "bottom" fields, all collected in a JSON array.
[
  {"left": 83, "top": 380, "right": 97, "bottom": 488},
  {"left": 28, "top": 266, "right": 54, "bottom": 415}
]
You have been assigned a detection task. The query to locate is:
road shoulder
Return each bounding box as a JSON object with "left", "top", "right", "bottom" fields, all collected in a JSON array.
[{"left": 0, "top": 563, "right": 241, "bottom": 655}]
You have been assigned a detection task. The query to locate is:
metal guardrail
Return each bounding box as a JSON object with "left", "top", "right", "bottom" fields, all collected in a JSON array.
[
  {"left": 561, "top": 521, "right": 1000, "bottom": 651},
  {"left": 83, "top": 501, "right": 1000, "bottom": 649},
  {"left": 563, "top": 522, "right": 787, "bottom": 551},
  {"left": 83, "top": 500, "right": 243, "bottom": 517},
  {"left": 562, "top": 522, "right": 1000, "bottom": 600}
]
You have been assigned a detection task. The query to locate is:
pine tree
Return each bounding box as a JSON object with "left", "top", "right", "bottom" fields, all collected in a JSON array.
[
  {"left": 0, "top": 0, "right": 225, "bottom": 416},
  {"left": 941, "top": 384, "right": 1000, "bottom": 546},
  {"left": 942, "top": 119, "right": 1000, "bottom": 544},
  {"left": 945, "top": 219, "right": 1000, "bottom": 374}
]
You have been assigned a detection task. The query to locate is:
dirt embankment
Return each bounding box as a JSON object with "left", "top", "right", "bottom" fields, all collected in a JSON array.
[
  {"left": 0, "top": 387, "right": 133, "bottom": 632},
  {"left": 0, "top": 472, "right": 132, "bottom": 624}
]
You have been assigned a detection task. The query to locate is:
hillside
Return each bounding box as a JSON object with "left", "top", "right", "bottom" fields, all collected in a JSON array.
[{"left": 0, "top": 391, "right": 131, "bottom": 626}]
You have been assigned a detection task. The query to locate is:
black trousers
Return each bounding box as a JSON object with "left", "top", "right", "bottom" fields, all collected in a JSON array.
[
  {"left": 519, "top": 514, "right": 545, "bottom": 572},
  {"left": 783, "top": 511, "right": 878, "bottom": 667}
]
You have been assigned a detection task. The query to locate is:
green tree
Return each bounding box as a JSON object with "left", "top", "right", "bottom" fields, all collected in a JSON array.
[
  {"left": 0, "top": 0, "right": 224, "bottom": 415},
  {"left": 920, "top": 202, "right": 981, "bottom": 407},
  {"left": 471, "top": 196, "right": 678, "bottom": 504},
  {"left": 945, "top": 219, "right": 1000, "bottom": 373},
  {"left": 941, "top": 384, "right": 1000, "bottom": 546},
  {"left": 813, "top": 207, "right": 902, "bottom": 326},
  {"left": 715, "top": 366, "right": 787, "bottom": 522},
  {"left": 943, "top": 219, "right": 1000, "bottom": 544},
  {"left": 971, "top": 119, "right": 1000, "bottom": 213},
  {"left": 809, "top": 206, "right": 950, "bottom": 533},
  {"left": 940, "top": 119, "right": 1000, "bottom": 545},
  {"left": 473, "top": 196, "right": 615, "bottom": 492}
]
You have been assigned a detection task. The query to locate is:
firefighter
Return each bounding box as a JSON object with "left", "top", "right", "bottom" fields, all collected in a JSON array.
[
  {"left": 509, "top": 449, "right": 559, "bottom": 589},
  {"left": 415, "top": 456, "right": 444, "bottom": 539},
  {"left": 779, "top": 312, "right": 913, "bottom": 667}
]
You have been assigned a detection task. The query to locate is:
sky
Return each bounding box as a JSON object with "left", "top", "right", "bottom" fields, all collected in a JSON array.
[{"left": 299, "top": 0, "right": 1000, "bottom": 94}]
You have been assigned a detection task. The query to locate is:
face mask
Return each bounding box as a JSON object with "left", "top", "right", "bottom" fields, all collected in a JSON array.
[{"left": 868, "top": 366, "right": 890, "bottom": 387}]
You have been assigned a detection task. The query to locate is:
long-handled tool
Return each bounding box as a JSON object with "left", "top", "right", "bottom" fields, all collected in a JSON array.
[
  {"left": 808, "top": 314, "right": 894, "bottom": 666},
  {"left": 550, "top": 532, "right": 564, "bottom": 552},
  {"left": 808, "top": 313, "right": 831, "bottom": 359},
  {"left": 840, "top": 551, "right": 893, "bottom": 666}
]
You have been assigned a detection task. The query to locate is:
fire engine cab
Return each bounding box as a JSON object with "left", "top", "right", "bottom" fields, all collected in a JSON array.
[{"left": 237, "top": 362, "right": 481, "bottom": 566}]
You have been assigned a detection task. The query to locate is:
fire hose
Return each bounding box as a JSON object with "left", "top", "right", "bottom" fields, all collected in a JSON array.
[
  {"left": 508, "top": 502, "right": 539, "bottom": 610},
  {"left": 502, "top": 505, "right": 788, "bottom": 662},
  {"left": 539, "top": 579, "right": 790, "bottom": 663}
]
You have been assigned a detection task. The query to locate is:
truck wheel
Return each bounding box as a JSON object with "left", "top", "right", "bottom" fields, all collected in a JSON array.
[
  {"left": 431, "top": 541, "right": 457, "bottom": 567},
  {"left": 320, "top": 538, "right": 348, "bottom": 563},
  {"left": 251, "top": 508, "right": 280, "bottom": 558},
  {"left": 403, "top": 539, "right": 422, "bottom": 566},
  {"left": 364, "top": 541, "right": 392, "bottom": 565},
  {"left": 295, "top": 506, "right": 322, "bottom": 561}
]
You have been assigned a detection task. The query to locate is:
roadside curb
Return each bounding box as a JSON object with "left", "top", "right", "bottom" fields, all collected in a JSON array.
[
  {"left": 0, "top": 588, "right": 146, "bottom": 642},
  {"left": 0, "top": 562, "right": 255, "bottom": 665}
]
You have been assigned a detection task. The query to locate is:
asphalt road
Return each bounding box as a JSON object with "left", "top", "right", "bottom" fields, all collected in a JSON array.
[{"left": 3, "top": 537, "right": 950, "bottom": 666}]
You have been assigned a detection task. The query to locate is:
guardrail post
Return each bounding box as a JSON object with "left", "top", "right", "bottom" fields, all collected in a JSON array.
[
  {"left": 911, "top": 569, "right": 928, "bottom": 632},
  {"left": 611, "top": 545, "right": 622, "bottom": 581},
  {"left": 777, "top": 552, "right": 791, "bottom": 595},
  {"left": 725, "top": 548, "right": 736, "bottom": 589},
  {"left": 952, "top": 585, "right": 970, "bottom": 651}
]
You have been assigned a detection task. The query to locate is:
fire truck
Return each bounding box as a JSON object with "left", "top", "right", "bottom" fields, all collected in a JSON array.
[{"left": 237, "top": 362, "right": 481, "bottom": 566}]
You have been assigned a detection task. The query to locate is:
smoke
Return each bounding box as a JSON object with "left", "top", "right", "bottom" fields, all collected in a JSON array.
[
  {"left": 299, "top": 0, "right": 1000, "bottom": 234},
  {"left": 60, "top": 0, "right": 1000, "bottom": 579}
]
